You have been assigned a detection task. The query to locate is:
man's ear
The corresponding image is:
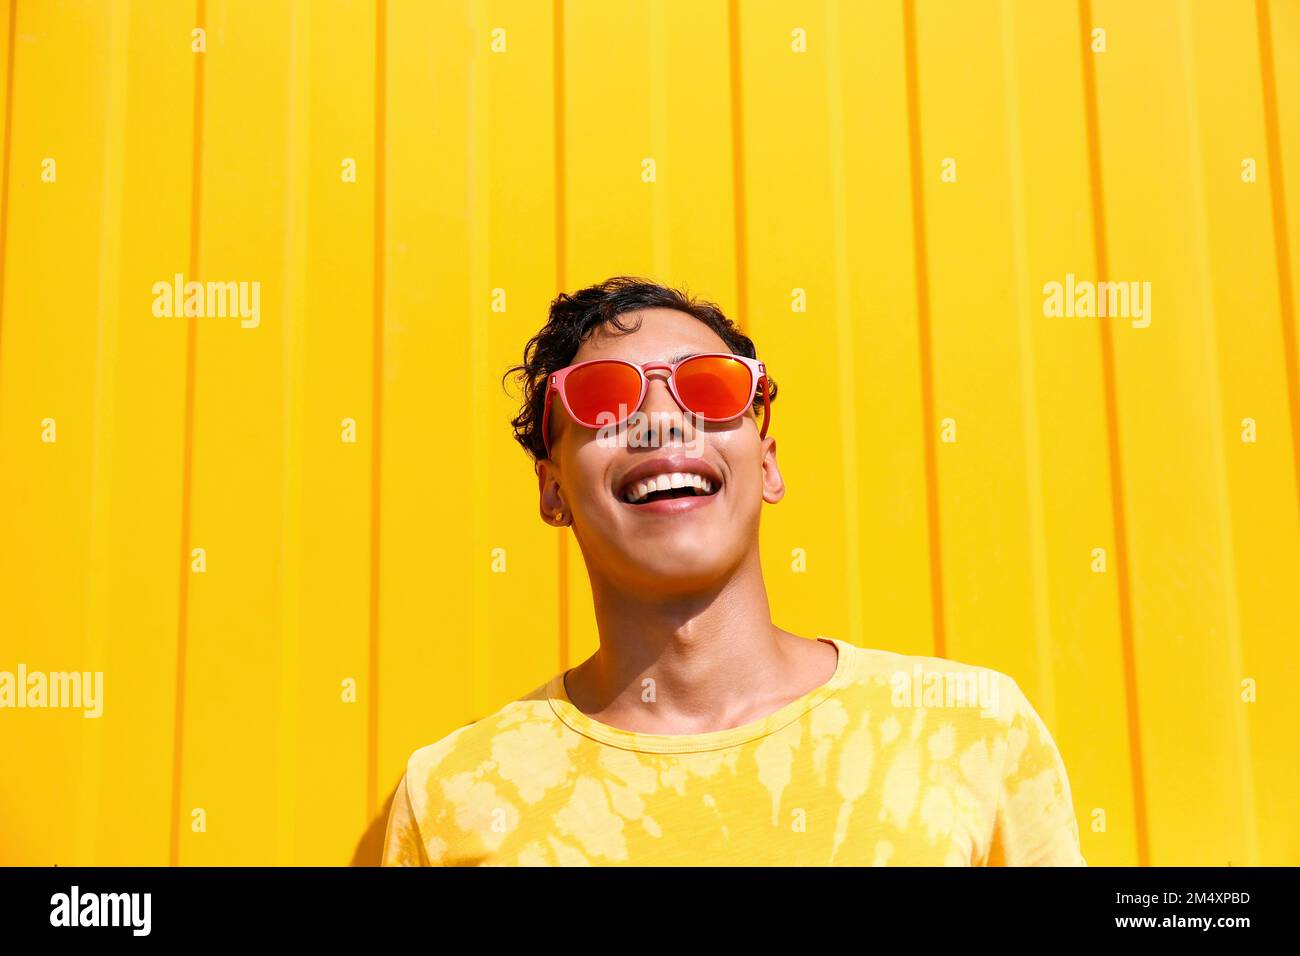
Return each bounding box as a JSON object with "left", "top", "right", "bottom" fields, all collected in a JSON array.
[
  {"left": 536, "top": 458, "right": 568, "bottom": 525},
  {"left": 760, "top": 435, "right": 784, "bottom": 504}
]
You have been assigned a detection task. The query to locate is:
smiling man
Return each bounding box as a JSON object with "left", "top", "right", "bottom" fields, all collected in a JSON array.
[{"left": 382, "top": 276, "right": 1087, "bottom": 867}]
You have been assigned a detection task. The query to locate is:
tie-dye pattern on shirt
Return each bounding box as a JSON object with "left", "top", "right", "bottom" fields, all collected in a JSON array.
[{"left": 382, "top": 638, "right": 1087, "bottom": 866}]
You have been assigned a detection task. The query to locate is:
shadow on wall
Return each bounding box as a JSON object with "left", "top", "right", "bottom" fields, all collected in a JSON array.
[{"left": 350, "top": 778, "right": 400, "bottom": 866}]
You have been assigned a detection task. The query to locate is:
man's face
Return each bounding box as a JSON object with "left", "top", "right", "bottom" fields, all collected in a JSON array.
[{"left": 538, "top": 308, "right": 784, "bottom": 596}]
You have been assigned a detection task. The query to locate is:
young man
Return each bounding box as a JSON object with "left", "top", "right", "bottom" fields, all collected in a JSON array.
[{"left": 382, "top": 276, "right": 1087, "bottom": 866}]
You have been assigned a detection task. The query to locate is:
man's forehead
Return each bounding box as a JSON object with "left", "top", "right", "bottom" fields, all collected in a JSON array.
[
  {"left": 576, "top": 342, "right": 716, "bottom": 366},
  {"left": 578, "top": 315, "right": 726, "bottom": 363}
]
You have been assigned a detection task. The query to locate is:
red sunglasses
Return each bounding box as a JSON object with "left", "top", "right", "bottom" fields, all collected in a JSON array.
[{"left": 541, "top": 352, "right": 771, "bottom": 456}]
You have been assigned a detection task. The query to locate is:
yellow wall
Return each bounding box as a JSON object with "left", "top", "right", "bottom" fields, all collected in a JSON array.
[{"left": 0, "top": 0, "right": 1296, "bottom": 866}]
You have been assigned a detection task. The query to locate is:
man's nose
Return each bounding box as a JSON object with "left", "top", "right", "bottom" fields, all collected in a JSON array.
[{"left": 639, "top": 371, "right": 688, "bottom": 443}]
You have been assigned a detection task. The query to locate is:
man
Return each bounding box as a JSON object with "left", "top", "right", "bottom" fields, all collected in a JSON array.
[{"left": 382, "top": 276, "right": 1086, "bottom": 866}]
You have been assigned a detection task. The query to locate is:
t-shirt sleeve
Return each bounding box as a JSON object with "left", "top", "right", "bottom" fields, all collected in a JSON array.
[
  {"left": 986, "top": 679, "right": 1087, "bottom": 867},
  {"left": 381, "top": 771, "right": 433, "bottom": 867}
]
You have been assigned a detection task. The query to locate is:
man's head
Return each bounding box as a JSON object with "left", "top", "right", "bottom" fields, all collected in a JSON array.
[{"left": 503, "top": 277, "right": 783, "bottom": 597}]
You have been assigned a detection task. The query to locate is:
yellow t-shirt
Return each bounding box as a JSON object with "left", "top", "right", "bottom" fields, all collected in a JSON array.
[{"left": 382, "top": 637, "right": 1087, "bottom": 866}]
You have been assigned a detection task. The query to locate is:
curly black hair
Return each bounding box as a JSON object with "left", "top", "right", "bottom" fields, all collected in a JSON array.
[{"left": 502, "top": 276, "right": 777, "bottom": 462}]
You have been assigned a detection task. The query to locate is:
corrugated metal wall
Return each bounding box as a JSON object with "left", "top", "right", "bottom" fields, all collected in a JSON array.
[{"left": 0, "top": 0, "right": 1296, "bottom": 866}]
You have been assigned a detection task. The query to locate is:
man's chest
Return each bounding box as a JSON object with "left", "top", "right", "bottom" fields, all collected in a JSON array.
[{"left": 424, "top": 749, "right": 996, "bottom": 866}]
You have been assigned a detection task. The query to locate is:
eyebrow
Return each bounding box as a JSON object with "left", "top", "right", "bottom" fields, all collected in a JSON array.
[{"left": 664, "top": 351, "right": 701, "bottom": 364}]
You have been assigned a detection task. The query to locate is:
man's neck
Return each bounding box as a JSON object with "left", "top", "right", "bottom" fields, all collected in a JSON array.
[{"left": 565, "top": 551, "right": 825, "bottom": 735}]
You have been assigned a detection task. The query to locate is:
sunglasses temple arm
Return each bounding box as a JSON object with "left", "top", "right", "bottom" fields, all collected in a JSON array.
[
  {"left": 541, "top": 382, "right": 554, "bottom": 456},
  {"left": 759, "top": 375, "right": 771, "bottom": 439}
]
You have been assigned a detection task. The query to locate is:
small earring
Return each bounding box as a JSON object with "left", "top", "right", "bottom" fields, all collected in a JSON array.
[{"left": 555, "top": 509, "right": 564, "bottom": 523}]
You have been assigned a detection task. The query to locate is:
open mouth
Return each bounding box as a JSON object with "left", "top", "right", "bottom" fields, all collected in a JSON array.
[{"left": 621, "top": 472, "right": 720, "bottom": 505}]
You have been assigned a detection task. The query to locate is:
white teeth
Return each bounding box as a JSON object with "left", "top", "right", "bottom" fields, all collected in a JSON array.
[{"left": 623, "top": 471, "right": 719, "bottom": 503}]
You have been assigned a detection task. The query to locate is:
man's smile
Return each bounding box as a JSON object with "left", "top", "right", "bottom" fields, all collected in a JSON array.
[{"left": 615, "top": 453, "right": 723, "bottom": 513}]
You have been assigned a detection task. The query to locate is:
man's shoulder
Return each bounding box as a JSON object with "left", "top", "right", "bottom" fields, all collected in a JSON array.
[
  {"left": 836, "top": 641, "right": 1028, "bottom": 724},
  {"left": 402, "top": 675, "right": 562, "bottom": 781}
]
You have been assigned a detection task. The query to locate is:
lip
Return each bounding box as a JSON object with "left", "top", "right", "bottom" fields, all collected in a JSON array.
[
  {"left": 625, "top": 491, "right": 719, "bottom": 515},
  {"left": 614, "top": 453, "right": 724, "bottom": 512}
]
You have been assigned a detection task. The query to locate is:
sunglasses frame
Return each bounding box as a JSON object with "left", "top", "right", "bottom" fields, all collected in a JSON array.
[{"left": 541, "top": 352, "right": 771, "bottom": 457}]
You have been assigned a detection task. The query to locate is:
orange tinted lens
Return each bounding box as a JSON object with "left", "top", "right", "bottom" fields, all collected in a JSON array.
[
  {"left": 674, "top": 355, "right": 754, "bottom": 419},
  {"left": 563, "top": 361, "right": 643, "bottom": 427}
]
